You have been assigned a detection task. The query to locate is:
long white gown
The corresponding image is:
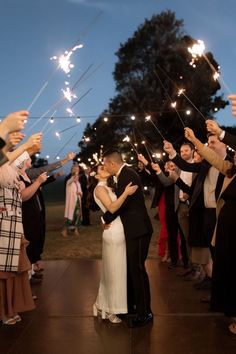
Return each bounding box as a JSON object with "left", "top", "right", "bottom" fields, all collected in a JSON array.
[{"left": 93, "top": 181, "right": 127, "bottom": 314}]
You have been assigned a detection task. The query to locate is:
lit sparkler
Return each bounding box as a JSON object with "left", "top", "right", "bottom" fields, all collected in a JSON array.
[{"left": 144, "top": 115, "right": 165, "bottom": 140}]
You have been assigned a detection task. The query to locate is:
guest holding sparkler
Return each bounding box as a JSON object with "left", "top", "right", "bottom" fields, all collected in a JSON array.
[{"left": 184, "top": 127, "right": 236, "bottom": 335}]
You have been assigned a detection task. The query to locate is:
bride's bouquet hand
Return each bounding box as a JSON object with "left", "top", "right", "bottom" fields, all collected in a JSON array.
[{"left": 125, "top": 182, "right": 138, "bottom": 196}]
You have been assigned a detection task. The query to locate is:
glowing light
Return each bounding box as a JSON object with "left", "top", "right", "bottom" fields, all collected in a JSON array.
[
  {"left": 130, "top": 156, "right": 134, "bottom": 160},
  {"left": 156, "top": 153, "right": 161, "bottom": 159},
  {"left": 123, "top": 136, "right": 130, "bottom": 142},
  {"left": 141, "top": 140, "right": 146, "bottom": 144},
  {"left": 35, "top": 153, "right": 40, "bottom": 158},
  {"left": 131, "top": 115, "right": 136, "bottom": 120},
  {"left": 178, "top": 88, "right": 185, "bottom": 96},
  {"left": 66, "top": 108, "right": 74, "bottom": 116},
  {"left": 88, "top": 158, "right": 91, "bottom": 161},
  {"left": 46, "top": 155, "right": 50, "bottom": 159},
  {"left": 213, "top": 72, "right": 220, "bottom": 81},
  {"left": 145, "top": 115, "right": 151, "bottom": 121},
  {"left": 55, "top": 131, "right": 61, "bottom": 139},
  {"left": 103, "top": 117, "right": 108, "bottom": 122},
  {"left": 214, "top": 107, "right": 218, "bottom": 112},
  {"left": 188, "top": 39, "right": 205, "bottom": 57},
  {"left": 76, "top": 117, "right": 81, "bottom": 123},
  {"left": 56, "top": 156, "right": 60, "bottom": 160},
  {"left": 50, "top": 117, "right": 54, "bottom": 123},
  {"left": 171, "top": 101, "right": 177, "bottom": 108},
  {"left": 77, "top": 157, "right": 81, "bottom": 161},
  {"left": 62, "top": 87, "right": 77, "bottom": 102},
  {"left": 84, "top": 136, "right": 90, "bottom": 142},
  {"left": 186, "top": 110, "right": 191, "bottom": 115}
]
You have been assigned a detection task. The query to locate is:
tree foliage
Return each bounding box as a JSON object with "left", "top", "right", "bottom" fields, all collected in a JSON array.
[{"left": 77, "top": 10, "right": 228, "bottom": 164}]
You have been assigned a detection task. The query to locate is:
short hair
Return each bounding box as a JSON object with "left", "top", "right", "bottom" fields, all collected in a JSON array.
[
  {"left": 103, "top": 147, "right": 123, "bottom": 163},
  {"left": 180, "top": 141, "right": 195, "bottom": 150}
]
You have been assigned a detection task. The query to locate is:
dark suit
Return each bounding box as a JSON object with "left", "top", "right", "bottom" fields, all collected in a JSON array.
[
  {"left": 172, "top": 153, "right": 230, "bottom": 253},
  {"left": 103, "top": 165, "right": 153, "bottom": 316}
]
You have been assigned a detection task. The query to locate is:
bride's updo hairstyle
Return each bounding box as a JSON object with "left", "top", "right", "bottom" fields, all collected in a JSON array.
[{"left": 89, "top": 164, "right": 115, "bottom": 190}]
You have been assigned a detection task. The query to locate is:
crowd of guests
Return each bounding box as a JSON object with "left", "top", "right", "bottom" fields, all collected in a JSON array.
[
  {"left": 136, "top": 94, "right": 236, "bottom": 334},
  {"left": 1, "top": 95, "right": 236, "bottom": 332}
]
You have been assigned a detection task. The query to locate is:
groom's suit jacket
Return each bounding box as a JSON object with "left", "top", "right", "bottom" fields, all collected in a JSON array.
[{"left": 103, "top": 165, "right": 153, "bottom": 239}]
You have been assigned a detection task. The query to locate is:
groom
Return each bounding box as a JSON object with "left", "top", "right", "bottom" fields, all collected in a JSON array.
[{"left": 102, "top": 148, "right": 153, "bottom": 327}]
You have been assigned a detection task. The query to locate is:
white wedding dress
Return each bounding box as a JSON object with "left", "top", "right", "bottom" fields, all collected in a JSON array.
[{"left": 93, "top": 181, "right": 127, "bottom": 315}]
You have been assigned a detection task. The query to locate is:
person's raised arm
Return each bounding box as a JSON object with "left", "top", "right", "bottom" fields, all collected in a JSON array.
[
  {"left": 184, "top": 127, "right": 232, "bottom": 175},
  {"left": 20, "top": 172, "right": 48, "bottom": 201},
  {"left": 95, "top": 182, "right": 138, "bottom": 214},
  {"left": 7, "top": 133, "right": 42, "bottom": 164}
]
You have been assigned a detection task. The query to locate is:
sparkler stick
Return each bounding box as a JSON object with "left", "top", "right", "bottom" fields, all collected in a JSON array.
[
  {"left": 141, "top": 140, "right": 153, "bottom": 161},
  {"left": 144, "top": 115, "right": 165, "bottom": 140},
  {"left": 54, "top": 129, "right": 80, "bottom": 159},
  {"left": 153, "top": 69, "right": 186, "bottom": 128},
  {"left": 122, "top": 136, "right": 139, "bottom": 154},
  {"left": 70, "top": 88, "right": 93, "bottom": 109}
]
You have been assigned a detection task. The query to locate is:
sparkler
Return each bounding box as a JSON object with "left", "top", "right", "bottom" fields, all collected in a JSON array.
[
  {"left": 188, "top": 39, "right": 232, "bottom": 93},
  {"left": 122, "top": 136, "right": 139, "bottom": 154},
  {"left": 144, "top": 115, "right": 165, "bottom": 140},
  {"left": 141, "top": 140, "right": 153, "bottom": 161}
]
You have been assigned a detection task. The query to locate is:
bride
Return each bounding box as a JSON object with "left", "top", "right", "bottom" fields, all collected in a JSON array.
[{"left": 91, "top": 164, "right": 137, "bottom": 323}]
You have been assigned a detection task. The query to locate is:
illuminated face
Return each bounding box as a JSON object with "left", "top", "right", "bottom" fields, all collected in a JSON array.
[
  {"left": 96, "top": 165, "right": 110, "bottom": 180},
  {"left": 103, "top": 157, "right": 116, "bottom": 175},
  {"left": 180, "top": 144, "right": 193, "bottom": 161}
]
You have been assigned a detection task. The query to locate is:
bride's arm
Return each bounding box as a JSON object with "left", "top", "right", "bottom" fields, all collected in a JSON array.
[{"left": 95, "top": 183, "right": 137, "bottom": 214}]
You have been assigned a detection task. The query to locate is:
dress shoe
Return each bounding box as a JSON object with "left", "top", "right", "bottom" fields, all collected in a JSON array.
[
  {"left": 129, "top": 312, "right": 153, "bottom": 328},
  {"left": 168, "top": 262, "right": 177, "bottom": 270}
]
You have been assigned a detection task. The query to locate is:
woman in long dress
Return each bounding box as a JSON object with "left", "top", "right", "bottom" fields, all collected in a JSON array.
[
  {"left": 92, "top": 165, "right": 137, "bottom": 324},
  {"left": 62, "top": 166, "right": 83, "bottom": 237}
]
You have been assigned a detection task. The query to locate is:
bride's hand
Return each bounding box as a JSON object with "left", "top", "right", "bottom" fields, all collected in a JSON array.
[{"left": 124, "top": 182, "right": 138, "bottom": 195}]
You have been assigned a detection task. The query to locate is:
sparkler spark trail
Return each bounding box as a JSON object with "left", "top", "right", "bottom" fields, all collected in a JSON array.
[{"left": 70, "top": 88, "right": 93, "bottom": 109}]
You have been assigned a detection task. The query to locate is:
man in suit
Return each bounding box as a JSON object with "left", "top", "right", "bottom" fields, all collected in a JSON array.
[
  {"left": 163, "top": 134, "right": 229, "bottom": 287},
  {"left": 102, "top": 148, "right": 153, "bottom": 328}
]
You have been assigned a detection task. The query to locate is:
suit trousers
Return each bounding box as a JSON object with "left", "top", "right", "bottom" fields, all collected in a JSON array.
[
  {"left": 126, "top": 233, "right": 152, "bottom": 316},
  {"left": 177, "top": 202, "right": 190, "bottom": 266}
]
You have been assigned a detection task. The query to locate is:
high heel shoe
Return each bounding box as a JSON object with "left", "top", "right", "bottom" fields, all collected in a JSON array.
[
  {"left": 105, "top": 313, "right": 122, "bottom": 324},
  {"left": 93, "top": 304, "right": 121, "bottom": 323}
]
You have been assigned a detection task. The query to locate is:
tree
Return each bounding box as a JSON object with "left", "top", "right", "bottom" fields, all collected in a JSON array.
[{"left": 77, "top": 10, "right": 228, "bottom": 164}]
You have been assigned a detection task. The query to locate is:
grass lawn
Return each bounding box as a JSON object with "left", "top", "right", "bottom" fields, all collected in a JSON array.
[{"left": 42, "top": 179, "right": 160, "bottom": 260}]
